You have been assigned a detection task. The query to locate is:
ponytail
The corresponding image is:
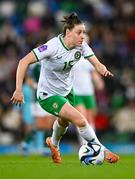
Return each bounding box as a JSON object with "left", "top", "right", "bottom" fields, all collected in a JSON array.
[{"left": 61, "top": 12, "right": 82, "bottom": 36}]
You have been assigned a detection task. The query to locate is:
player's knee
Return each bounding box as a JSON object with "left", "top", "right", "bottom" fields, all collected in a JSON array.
[{"left": 76, "top": 117, "right": 87, "bottom": 128}]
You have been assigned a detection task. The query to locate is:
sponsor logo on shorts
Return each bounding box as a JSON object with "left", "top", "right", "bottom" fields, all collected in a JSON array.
[
  {"left": 38, "top": 45, "right": 47, "bottom": 52},
  {"left": 52, "top": 102, "right": 58, "bottom": 109}
]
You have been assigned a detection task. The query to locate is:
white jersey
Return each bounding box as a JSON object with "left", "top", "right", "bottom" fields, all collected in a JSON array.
[
  {"left": 73, "top": 58, "right": 95, "bottom": 95},
  {"left": 32, "top": 34, "right": 94, "bottom": 99}
]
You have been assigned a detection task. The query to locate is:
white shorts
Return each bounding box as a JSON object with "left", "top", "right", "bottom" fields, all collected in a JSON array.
[{"left": 31, "top": 103, "right": 51, "bottom": 117}]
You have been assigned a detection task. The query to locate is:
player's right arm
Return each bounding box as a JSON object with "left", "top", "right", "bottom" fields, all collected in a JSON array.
[
  {"left": 11, "top": 52, "right": 37, "bottom": 106},
  {"left": 11, "top": 37, "right": 58, "bottom": 106}
]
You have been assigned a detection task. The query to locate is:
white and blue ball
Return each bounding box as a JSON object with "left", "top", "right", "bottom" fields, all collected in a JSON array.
[{"left": 79, "top": 143, "right": 104, "bottom": 165}]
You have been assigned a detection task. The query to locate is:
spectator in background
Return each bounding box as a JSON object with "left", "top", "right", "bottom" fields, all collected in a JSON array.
[
  {"left": 72, "top": 35, "right": 109, "bottom": 141},
  {"left": 73, "top": 57, "right": 105, "bottom": 145}
]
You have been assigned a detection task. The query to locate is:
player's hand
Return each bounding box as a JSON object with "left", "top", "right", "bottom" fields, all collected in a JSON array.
[
  {"left": 96, "top": 64, "right": 114, "bottom": 77},
  {"left": 10, "top": 90, "right": 24, "bottom": 106}
]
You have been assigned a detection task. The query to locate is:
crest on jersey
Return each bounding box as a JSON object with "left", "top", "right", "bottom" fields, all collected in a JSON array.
[
  {"left": 74, "top": 51, "right": 81, "bottom": 60},
  {"left": 38, "top": 45, "right": 47, "bottom": 52}
]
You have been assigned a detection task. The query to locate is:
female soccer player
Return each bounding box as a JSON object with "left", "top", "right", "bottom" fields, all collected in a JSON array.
[{"left": 11, "top": 12, "right": 119, "bottom": 164}]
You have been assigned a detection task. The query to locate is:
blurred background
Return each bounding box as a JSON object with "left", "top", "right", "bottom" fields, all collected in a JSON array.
[{"left": 0, "top": 0, "right": 135, "bottom": 155}]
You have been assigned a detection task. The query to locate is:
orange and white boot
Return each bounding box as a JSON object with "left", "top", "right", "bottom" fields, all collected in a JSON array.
[
  {"left": 46, "top": 137, "right": 61, "bottom": 164},
  {"left": 104, "top": 149, "right": 120, "bottom": 163}
]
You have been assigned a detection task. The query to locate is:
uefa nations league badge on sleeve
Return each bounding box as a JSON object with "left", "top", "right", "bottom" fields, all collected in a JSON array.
[{"left": 38, "top": 45, "right": 48, "bottom": 52}]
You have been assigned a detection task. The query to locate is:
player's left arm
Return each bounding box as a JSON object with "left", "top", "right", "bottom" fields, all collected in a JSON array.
[
  {"left": 82, "top": 41, "right": 113, "bottom": 77},
  {"left": 91, "top": 70, "right": 105, "bottom": 91},
  {"left": 87, "top": 55, "right": 113, "bottom": 77}
]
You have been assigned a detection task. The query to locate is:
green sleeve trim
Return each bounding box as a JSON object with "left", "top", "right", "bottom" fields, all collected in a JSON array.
[
  {"left": 32, "top": 50, "right": 39, "bottom": 61},
  {"left": 84, "top": 54, "right": 95, "bottom": 58}
]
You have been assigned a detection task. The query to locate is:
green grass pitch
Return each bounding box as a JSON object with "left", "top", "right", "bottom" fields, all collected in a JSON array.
[{"left": 0, "top": 154, "right": 135, "bottom": 179}]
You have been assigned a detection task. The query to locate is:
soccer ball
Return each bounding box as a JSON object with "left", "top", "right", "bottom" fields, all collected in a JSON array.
[{"left": 78, "top": 142, "right": 104, "bottom": 165}]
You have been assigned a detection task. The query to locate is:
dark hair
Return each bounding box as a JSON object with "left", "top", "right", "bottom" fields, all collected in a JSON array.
[{"left": 61, "top": 12, "right": 82, "bottom": 36}]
